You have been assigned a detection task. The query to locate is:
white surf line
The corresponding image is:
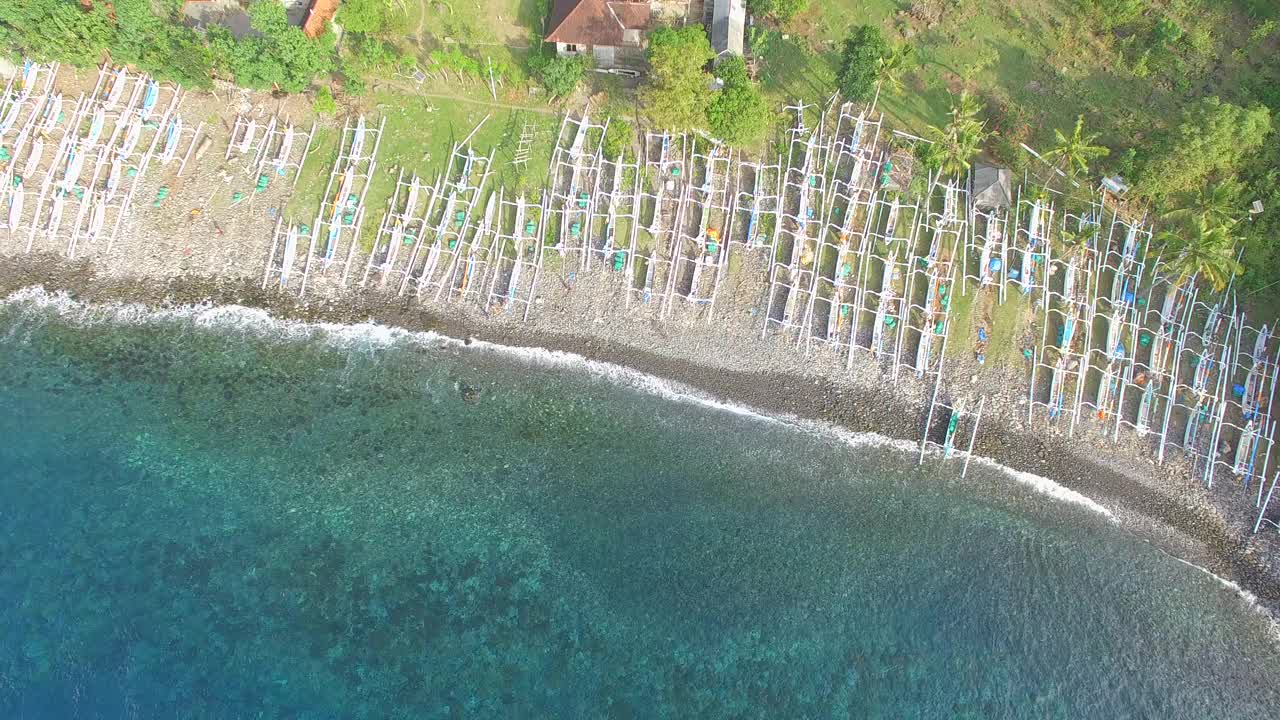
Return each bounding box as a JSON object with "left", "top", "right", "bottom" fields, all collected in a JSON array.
[
  {"left": 1167, "top": 554, "right": 1280, "bottom": 641},
  {"left": 0, "top": 286, "right": 1126, "bottom": 521},
  {"left": 459, "top": 335, "right": 1117, "bottom": 520}
]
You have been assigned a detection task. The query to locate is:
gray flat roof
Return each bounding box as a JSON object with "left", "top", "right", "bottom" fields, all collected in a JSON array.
[{"left": 711, "top": 0, "right": 745, "bottom": 57}]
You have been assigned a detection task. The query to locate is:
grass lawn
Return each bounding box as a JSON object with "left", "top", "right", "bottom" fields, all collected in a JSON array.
[
  {"left": 757, "top": 0, "right": 1279, "bottom": 162},
  {"left": 287, "top": 84, "right": 560, "bottom": 245},
  {"left": 287, "top": 127, "right": 340, "bottom": 225},
  {"left": 986, "top": 292, "right": 1030, "bottom": 369},
  {"left": 402, "top": 0, "right": 541, "bottom": 46}
]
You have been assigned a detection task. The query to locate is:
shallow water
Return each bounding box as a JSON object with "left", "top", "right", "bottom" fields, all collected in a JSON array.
[{"left": 1, "top": 292, "right": 1277, "bottom": 719}]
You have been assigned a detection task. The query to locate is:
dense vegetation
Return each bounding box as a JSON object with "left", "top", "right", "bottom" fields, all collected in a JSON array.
[
  {"left": 0, "top": 0, "right": 334, "bottom": 91},
  {"left": 641, "top": 27, "right": 770, "bottom": 146}
]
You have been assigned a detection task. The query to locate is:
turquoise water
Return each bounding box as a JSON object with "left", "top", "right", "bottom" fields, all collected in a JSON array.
[{"left": 1, "top": 293, "right": 1278, "bottom": 719}]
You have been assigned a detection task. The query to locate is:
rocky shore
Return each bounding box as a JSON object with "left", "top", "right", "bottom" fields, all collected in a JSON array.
[{"left": 2, "top": 250, "right": 1278, "bottom": 618}]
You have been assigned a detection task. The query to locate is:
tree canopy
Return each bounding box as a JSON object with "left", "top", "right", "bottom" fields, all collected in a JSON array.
[
  {"left": 1157, "top": 219, "right": 1243, "bottom": 292},
  {"left": 0, "top": 0, "right": 212, "bottom": 87},
  {"left": 209, "top": 1, "right": 336, "bottom": 93},
  {"left": 1134, "top": 97, "right": 1272, "bottom": 202},
  {"left": 746, "top": 0, "right": 809, "bottom": 25},
  {"left": 1045, "top": 115, "right": 1109, "bottom": 181},
  {"left": 337, "top": 0, "right": 406, "bottom": 35},
  {"left": 0, "top": 0, "right": 339, "bottom": 92},
  {"left": 529, "top": 52, "right": 588, "bottom": 100},
  {"left": 642, "top": 26, "right": 715, "bottom": 131},
  {"left": 837, "top": 25, "right": 889, "bottom": 103},
  {"left": 707, "top": 57, "right": 770, "bottom": 146},
  {"left": 922, "top": 91, "right": 987, "bottom": 177}
]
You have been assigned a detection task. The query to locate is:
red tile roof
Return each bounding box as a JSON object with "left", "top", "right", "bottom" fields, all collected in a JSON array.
[
  {"left": 546, "top": 0, "right": 650, "bottom": 46},
  {"left": 304, "top": 0, "right": 339, "bottom": 38}
]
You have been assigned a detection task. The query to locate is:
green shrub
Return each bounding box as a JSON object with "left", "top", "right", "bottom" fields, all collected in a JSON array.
[
  {"left": 837, "top": 25, "right": 888, "bottom": 103},
  {"left": 313, "top": 86, "right": 338, "bottom": 115}
]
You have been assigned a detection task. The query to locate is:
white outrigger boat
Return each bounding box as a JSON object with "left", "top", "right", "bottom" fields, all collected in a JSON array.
[{"left": 280, "top": 224, "right": 301, "bottom": 287}]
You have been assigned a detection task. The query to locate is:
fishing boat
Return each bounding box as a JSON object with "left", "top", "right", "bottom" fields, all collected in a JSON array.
[
  {"left": 272, "top": 125, "right": 295, "bottom": 172},
  {"left": 160, "top": 116, "right": 182, "bottom": 165},
  {"left": 350, "top": 117, "right": 367, "bottom": 160},
  {"left": 872, "top": 244, "right": 897, "bottom": 358},
  {"left": 324, "top": 166, "right": 355, "bottom": 261},
  {"left": 1242, "top": 325, "right": 1270, "bottom": 420},
  {"left": 1135, "top": 378, "right": 1156, "bottom": 434},
  {"left": 61, "top": 149, "right": 85, "bottom": 193},
  {"left": 0, "top": 98, "right": 22, "bottom": 137},
  {"left": 1234, "top": 420, "right": 1257, "bottom": 476},
  {"left": 503, "top": 197, "right": 527, "bottom": 305},
  {"left": 569, "top": 114, "right": 589, "bottom": 159},
  {"left": 47, "top": 191, "right": 66, "bottom": 235},
  {"left": 139, "top": 79, "right": 159, "bottom": 123},
  {"left": 118, "top": 117, "right": 142, "bottom": 158},
  {"left": 22, "top": 136, "right": 44, "bottom": 180},
  {"left": 978, "top": 214, "right": 998, "bottom": 286},
  {"left": 943, "top": 399, "right": 966, "bottom": 457},
  {"left": 86, "top": 197, "right": 106, "bottom": 241},
  {"left": 280, "top": 224, "right": 300, "bottom": 287},
  {"left": 1048, "top": 359, "right": 1067, "bottom": 420},
  {"left": 7, "top": 180, "right": 24, "bottom": 230},
  {"left": 41, "top": 93, "right": 62, "bottom": 134},
  {"left": 86, "top": 108, "right": 106, "bottom": 147},
  {"left": 105, "top": 158, "right": 123, "bottom": 202},
  {"left": 20, "top": 59, "right": 36, "bottom": 98},
  {"left": 1184, "top": 400, "right": 1209, "bottom": 449},
  {"left": 1095, "top": 361, "right": 1118, "bottom": 420},
  {"left": 105, "top": 67, "right": 127, "bottom": 108},
  {"left": 238, "top": 119, "right": 257, "bottom": 155},
  {"left": 459, "top": 192, "right": 497, "bottom": 296}
]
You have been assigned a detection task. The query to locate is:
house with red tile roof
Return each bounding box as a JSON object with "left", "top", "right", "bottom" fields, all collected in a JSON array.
[{"left": 545, "top": 0, "right": 652, "bottom": 68}]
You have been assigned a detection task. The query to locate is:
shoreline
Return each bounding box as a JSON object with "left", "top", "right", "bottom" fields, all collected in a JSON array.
[{"left": 3, "top": 252, "right": 1278, "bottom": 619}]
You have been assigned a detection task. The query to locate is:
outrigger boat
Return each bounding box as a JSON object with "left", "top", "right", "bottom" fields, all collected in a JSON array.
[
  {"left": 105, "top": 67, "right": 127, "bottom": 108},
  {"left": 104, "top": 157, "right": 123, "bottom": 202},
  {"left": 22, "top": 136, "right": 44, "bottom": 179},
  {"left": 86, "top": 196, "right": 106, "bottom": 243},
  {"left": 350, "top": 116, "right": 368, "bottom": 160},
  {"left": 456, "top": 191, "right": 497, "bottom": 297},
  {"left": 1135, "top": 378, "right": 1157, "bottom": 434},
  {"left": 40, "top": 93, "right": 62, "bottom": 134},
  {"left": 0, "top": 97, "right": 22, "bottom": 138},
  {"left": 1234, "top": 420, "right": 1259, "bottom": 477},
  {"left": 1242, "top": 325, "right": 1271, "bottom": 421},
  {"left": 324, "top": 165, "right": 356, "bottom": 263},
  {"left": 61, "top": 149, "right": 85, "bottom": 193},
  {"left": 159, "top": 116, "right": 182, "bottom": 165},
  {"left": 501, "top": 196, "right": 528, "bottom": 305},
  {"left": 978, "top": 213, "right": 1000, "bottom": 286},
  {"left": 943, "top": 399, "right": 966, "bottom": 458},
  {"left": 117, "top": 116, "right": 142, "bottom": 159},
  {"left": 280, "top": 224, "right": 301, "bottom": 287},
  {"left": 7, "top": 179, "right": 24, "bottom": 232},
  {"left": 272, "top": 125, "right": 295, "bottom": 173},
  {"left": 237, "top": 119, "right": 257, "bottom": 155},
  {"left": 86, "top": 108, "right": 106, "bottom": 148},
  {"left": 139, "top": 79, "right": 159, "bottom": 123},
  {"left": 19, "top": 59, "right": 37, "bottom": 99}
]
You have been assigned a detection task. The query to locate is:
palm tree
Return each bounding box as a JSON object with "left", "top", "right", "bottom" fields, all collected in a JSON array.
[
  {"left": 1161, "top": 179, "right": 1244, "bottom": 230},
  {"left": 1043, "top": 115, "right": 1109, "bottom": 187},
  {"left": 1157, "top": 218, "right": 1243, "bottom": 292},
  {"left": 926, "top": 91, "right": 987, "bottom": 178},
  {"left": 1058, "top": 222, "right": 1100, "bottom": 259},
  {"left": 871, "top": 43, "right": 915, "bottom": 109}
]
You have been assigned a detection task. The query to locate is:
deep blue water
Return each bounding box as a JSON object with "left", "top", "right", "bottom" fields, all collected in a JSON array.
[{"left": 0, "top": 292, "right": 1278, "bottom": 719}]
